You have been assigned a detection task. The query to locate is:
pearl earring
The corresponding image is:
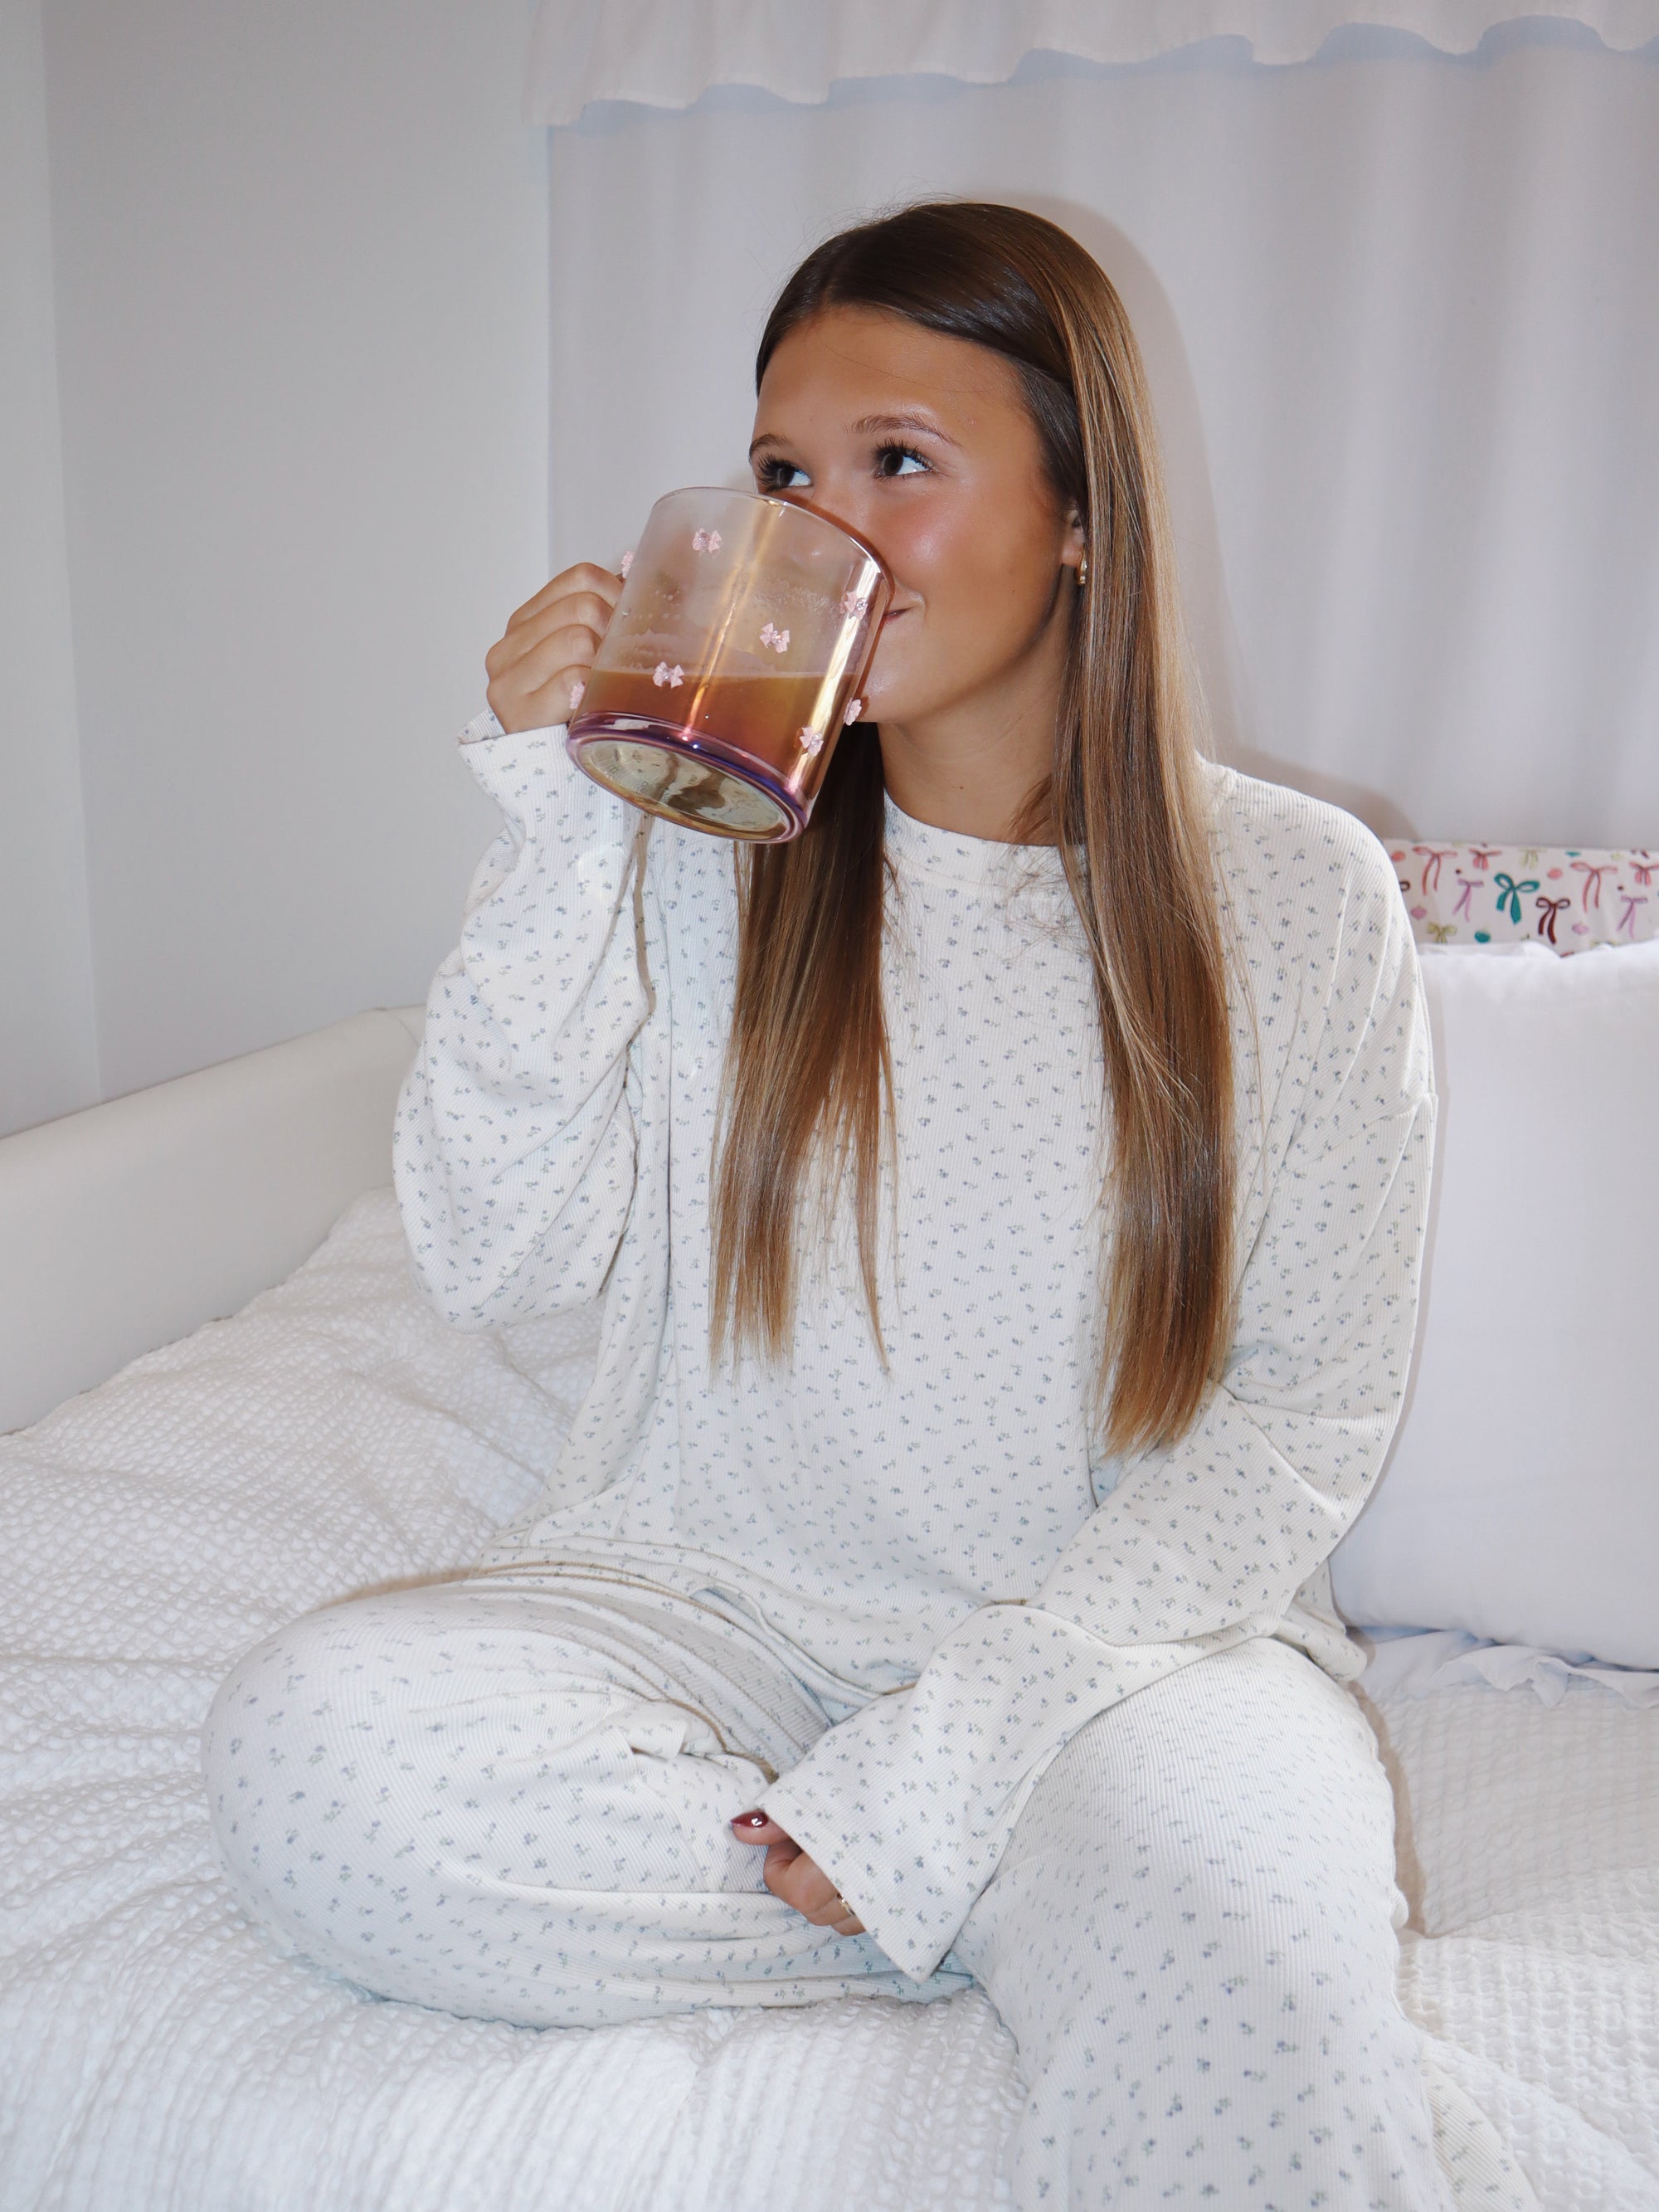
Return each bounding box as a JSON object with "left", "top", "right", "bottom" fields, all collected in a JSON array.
[{"left": 1076, "top": 549, "right": 1089, "bottom": 588}]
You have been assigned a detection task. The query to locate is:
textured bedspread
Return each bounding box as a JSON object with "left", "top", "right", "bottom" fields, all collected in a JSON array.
[{"left": 1, "top": 1192, "right": 1653, "bottom": 2210}]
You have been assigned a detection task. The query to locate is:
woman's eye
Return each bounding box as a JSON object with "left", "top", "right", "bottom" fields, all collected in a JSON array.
[
  {"left": 876, "top": 445, "right": 929, "bottom": 479},
  {"left": 758, "top": 460, "right": 810, "bottom": 490}
]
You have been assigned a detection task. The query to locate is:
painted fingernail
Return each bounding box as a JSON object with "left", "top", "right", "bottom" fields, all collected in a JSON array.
[{"left": 732, "top": 1809, "right": 769, "bottom": 1829}]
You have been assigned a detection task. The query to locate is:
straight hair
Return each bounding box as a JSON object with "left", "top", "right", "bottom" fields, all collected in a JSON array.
[{"left": 710, "top": 202, "right": 1234, "bottom": 1455}]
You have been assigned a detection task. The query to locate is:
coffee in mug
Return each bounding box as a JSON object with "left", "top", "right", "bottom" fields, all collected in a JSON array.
[{"left": 567, "top": 487, "right": 891, "bottom": 840}]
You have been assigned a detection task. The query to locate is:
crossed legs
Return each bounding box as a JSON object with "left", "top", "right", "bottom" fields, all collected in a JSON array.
[{"left": 203, "top": 1580, "right": 1448, "bottom": 2206}]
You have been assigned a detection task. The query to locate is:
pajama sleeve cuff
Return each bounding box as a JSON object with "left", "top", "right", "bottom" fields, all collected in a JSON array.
[
  {"left": 459, "top": 705, "right": 507, "bottom": 744},
  {"left": 761, "top": 1604, "right": 1258, "bottom": 1980}
]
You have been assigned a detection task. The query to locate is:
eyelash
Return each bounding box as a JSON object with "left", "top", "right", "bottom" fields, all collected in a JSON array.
[
  {"left": 756, "top": 443, "right": 931, "bottom": 491},
  {"left": 875, "top": 443, "right": 929, "bottom": 479}
]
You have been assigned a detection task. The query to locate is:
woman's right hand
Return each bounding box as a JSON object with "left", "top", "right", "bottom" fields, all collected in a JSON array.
[{"left": 484, "top": 560, "right": 622, "bottom": 734}]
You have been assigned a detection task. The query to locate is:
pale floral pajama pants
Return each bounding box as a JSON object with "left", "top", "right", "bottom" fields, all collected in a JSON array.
[{"left": 202, "top": 1573, "right": 1460, "bottom": 2210}]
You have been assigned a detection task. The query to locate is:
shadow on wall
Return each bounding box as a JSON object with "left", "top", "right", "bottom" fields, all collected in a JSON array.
[{"left": 1024, "top": 196, "right": 1417, "bottom": 843}]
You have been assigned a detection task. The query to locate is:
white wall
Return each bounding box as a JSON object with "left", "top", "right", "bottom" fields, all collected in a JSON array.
[
  {"left": 0, "top": 0, "right": 101, "bottom": 1134},
  {"left": 15, "top": 0, "right": 548, "bottom": 1118}
]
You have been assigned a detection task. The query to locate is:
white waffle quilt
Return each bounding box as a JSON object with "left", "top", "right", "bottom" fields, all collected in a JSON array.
[{"left": 2, "top": 1191, "right": 1654, "bottom": 2212}]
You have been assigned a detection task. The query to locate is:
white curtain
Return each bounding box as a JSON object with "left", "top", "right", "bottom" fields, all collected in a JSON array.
[
  {"left": 538, "top": 22, "right": 1659, "bottom": 845},
  {"left": 527, "top": 0, "right": 1659, "bottom": 120}
]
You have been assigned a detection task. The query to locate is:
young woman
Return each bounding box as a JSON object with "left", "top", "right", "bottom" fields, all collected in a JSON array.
[{"left": 204, "top": 203, "right": 1448, "bottom": 2206}]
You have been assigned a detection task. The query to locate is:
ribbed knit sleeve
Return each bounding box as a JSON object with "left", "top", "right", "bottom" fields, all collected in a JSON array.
[
  {"left": 393, "top": 717, "right": 657, "bottom": 1328},
  {"left": 761, "top": 819, "right": 1436, "bottom": 1979}
]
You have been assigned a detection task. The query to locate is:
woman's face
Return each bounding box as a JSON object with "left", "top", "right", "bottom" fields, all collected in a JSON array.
[{"left": 749, "top": 306, "right": 1083, "bottom": 729}]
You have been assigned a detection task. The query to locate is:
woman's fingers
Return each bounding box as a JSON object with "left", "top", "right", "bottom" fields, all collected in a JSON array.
[
  {"left": 730, "top": 1811, "right": 791, "bottom": 1846},
  {"left": 484, "top": 655, "right": 588, "bottom": 735},
  {"left": 502, "top": 562, "right": 622, "bottom": 637},
  {"left": 492, "top": 592, "right": 617, "bottom": 673},
  {"left": 731, "top": 1813, "right": 864, "bottom": 1934},
  {"left": 488, "top": 617, "right": 605, "bottom": 699},
  {"left": 483, "top": 563, "right": 624, "bottom": 733},
  {"left": 486, "top": 607, "right": 608, "bottom": 690},
  {"left": 774, "top": 1850, "right": 864, "bottom": 1935}
]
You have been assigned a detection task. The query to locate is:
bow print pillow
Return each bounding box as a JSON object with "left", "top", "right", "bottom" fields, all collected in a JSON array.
[{"left": 1390, "top": 844, "right": 1657, "bottom": 953}]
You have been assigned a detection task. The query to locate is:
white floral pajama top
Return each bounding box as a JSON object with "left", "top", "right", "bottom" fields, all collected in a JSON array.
[{"left": 392, "top": 710, "right": 1435, "bottom": 1979}]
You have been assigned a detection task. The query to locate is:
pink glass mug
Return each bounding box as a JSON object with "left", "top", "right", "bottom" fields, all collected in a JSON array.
[{"left": 566, "top": 487, "right": 892, "bottom": 841}]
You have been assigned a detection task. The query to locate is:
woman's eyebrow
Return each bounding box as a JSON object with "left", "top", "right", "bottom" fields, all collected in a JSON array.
[
  {"left": 851, "top": 411, "right": 961, "bottom": 447},
  {"left": 747, "top": 412, "right": 963, "bottom": 460}
]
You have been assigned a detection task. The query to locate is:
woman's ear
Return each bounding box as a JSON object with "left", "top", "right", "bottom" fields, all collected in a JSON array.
[{"left": 1061, "top": 507, "right": 1087, "bottom": 580}]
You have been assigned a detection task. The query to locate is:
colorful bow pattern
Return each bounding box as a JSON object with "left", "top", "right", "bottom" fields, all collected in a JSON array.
[
  {"left": 1493, "top": 872, "right": 1540, "bottom": 923},
  {"left": 1534, "top": 894, "right": 1569, "bottom": 945},
  {"left": 1572, "top": 860, "right": 1613, "bottom": 909},
  {"left": 1389, "top": 842, "right": 1657, "bottom": 955}
]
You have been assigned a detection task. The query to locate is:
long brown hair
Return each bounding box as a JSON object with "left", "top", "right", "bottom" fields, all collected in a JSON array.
[{"left": 710, "top": 202, "right": 1234, "bottom": 1455}]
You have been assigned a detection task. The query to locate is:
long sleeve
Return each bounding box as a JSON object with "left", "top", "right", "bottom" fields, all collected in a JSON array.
[
  {"left": 761, "top": 821, "right": 1436, "bottom": 1979},
  {"left": 393, "top": 714, "right": 656, "bottom": 1328}
]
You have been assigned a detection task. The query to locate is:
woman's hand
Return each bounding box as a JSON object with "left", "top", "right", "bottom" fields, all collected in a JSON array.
[
  {"left": 484, "top": 560, "right": 622, "bottom": 734},
  {"left": 731, "top": 1810, "right": 866, "bottom": 1935}
]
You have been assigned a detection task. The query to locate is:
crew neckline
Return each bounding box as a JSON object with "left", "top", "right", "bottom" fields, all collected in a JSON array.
[{"left": 882, "top": 790, "right": 1068, "bottom": 891}]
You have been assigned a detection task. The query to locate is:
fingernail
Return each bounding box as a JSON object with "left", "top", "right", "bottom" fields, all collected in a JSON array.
[{"left": 732, "top": 1809, "right": 768, "bottom": 1830}]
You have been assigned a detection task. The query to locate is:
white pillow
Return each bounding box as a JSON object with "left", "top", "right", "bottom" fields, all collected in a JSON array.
[{"left": 1328, "top": 938, "right": 1659, "bottom": 1669}]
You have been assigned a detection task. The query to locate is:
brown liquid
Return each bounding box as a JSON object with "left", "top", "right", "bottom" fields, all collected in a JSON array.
[
  {"left": 574, "top": 666, "right": 839, "bottom": 767},
  {"left": 569, "top": 666, "right": 853, "bottom": 839}
]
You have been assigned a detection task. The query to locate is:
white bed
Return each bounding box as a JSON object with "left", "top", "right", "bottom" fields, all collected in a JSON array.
[{"left": 1, "top": 843, "right": 1656, "bottom": 2211}]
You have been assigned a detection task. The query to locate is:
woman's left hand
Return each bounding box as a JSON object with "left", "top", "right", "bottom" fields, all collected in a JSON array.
[{"left": 731, "top": 1811, "right": 866, "bottom": 1934}]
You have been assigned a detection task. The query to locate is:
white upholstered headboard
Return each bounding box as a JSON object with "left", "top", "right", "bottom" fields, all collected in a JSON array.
[{"left": 0, "top": 1006, "right": 423, "bottom": 1435}]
